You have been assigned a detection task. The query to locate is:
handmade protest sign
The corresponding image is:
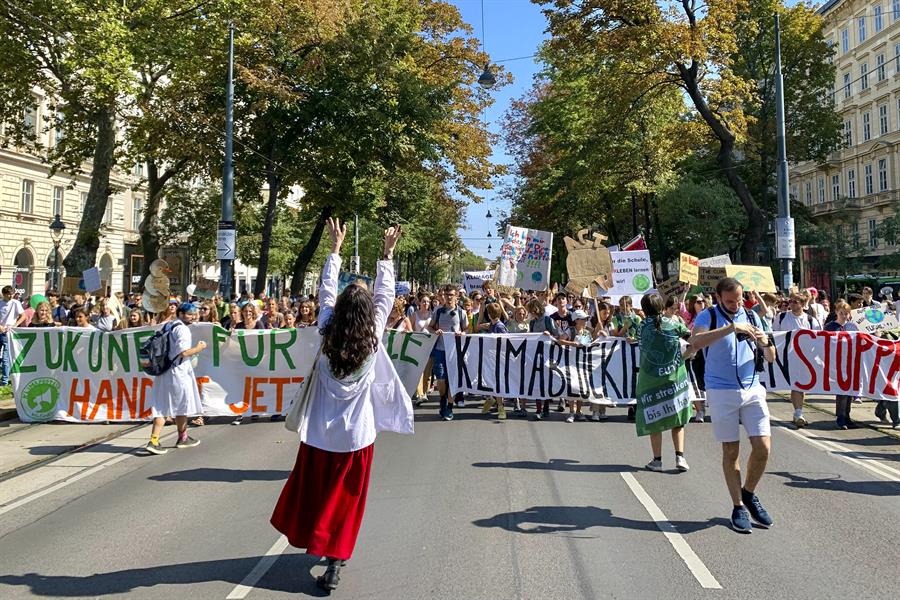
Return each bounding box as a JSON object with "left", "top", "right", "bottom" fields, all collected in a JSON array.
[
  {"left": 9, "top": 324, "right": 433, "bottom": 423},
  {"left": 497, "top": 226, "right": 553, "bottom": 291},
  {"left": 851, "top": 308, "right": 900, "bottom": 335},
  {"left": 699, "top": 254, "right": 732, "bottom": 267},
  {"left": 82, "top": 267, "right": 102, "bottom": 293},
  {"left": 563, "top": 229, "right": 613, "bottom": 297},
  {"left": 698, "top": 267, "right": 727, "bottom": 290},
  {"left": 193, "top": 277, "right": 219, "bottom": 299},
  {"left": 395, "top": 281, "right": 411, "bottom": 297},
  {"left": 604, "top": 250, "right": 655, "bottom": 302},
  {"left": 656, "top": 276, "right": 687, "bottom": 299},
  {"left": 338, "top": 271, "right": 373, "bottom": 292},
  {"left": 726, "top": 265, "right": 777, "bottom": 293},
  {"left": 463, "top": 270, "right": 495, "bottom": 294},
  {"left": 679, "top": 253, "right": 700, "bottom": 285}
]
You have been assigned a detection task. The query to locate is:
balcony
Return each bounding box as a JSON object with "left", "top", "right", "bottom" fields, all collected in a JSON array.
[
  {"left": 862, "top": 190, "right": 899, "bottom": 208},
  {"left": 811, "top": 197, "right": 862, "bottom": 215}
]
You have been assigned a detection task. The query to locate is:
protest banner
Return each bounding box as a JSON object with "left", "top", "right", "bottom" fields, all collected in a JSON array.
[
  {"left": 699, "top": 254, "right": 732, "bottom": 267},
  {"left": 563, "top": 229, "right": 613, "bottom": 297},
  {"left": 9, "top": 324, "right": 435, "bottom": 423},
  {"left": 193, "top": 277, "right": 219, "bottom": 299},
  {"left": 395, "top": 281, "right": 411, "bottom": 297},
  {"left": 338, "top": 271, "right": 373, "bottom": 292},
  {"left": 851, "top": 307, "right": 900, "bottom": 335},
  {"left": 679, "top": 253, "right": 700, "bottom": 285},
  {"left": 725, "top": 265, "right": 777, "bottom": 293},
  {"left": 463, "top": 270, "right": 495, "bottom": 294},
  {"left": 61, "top": 276, "right": 106, "bottom": 296},
  {"left": 442, "top": 331, "right": 900, "bottom": 404},
  {"left": 497, "top": 226, "right": 553, "bottom": 291},
  {"left": 604, "top": 250, "right": 655, "bottom": 302}
]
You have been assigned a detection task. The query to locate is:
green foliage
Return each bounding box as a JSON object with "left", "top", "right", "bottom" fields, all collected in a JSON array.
[
  {"left": 157, "top": 184, "right": 221, "bottom": 266},
  {"left": 657, "top": 179, "right": 748, "bottom": 258}
]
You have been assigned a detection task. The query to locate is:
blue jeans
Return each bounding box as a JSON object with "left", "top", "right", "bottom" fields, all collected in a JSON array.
[{"left": 0, "top": 332, "right": 9, "bottom": 385}]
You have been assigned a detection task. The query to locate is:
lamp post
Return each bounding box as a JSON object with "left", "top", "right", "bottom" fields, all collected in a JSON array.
[{"left": 49, "top": 214, "right": 65, "bottom": 290}]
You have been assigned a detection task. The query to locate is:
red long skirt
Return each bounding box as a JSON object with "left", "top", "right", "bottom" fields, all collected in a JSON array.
[{"left": 270, "top": 442, "right": 374, "bottom": 561}]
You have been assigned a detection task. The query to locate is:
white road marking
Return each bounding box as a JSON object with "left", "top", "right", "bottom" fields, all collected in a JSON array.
[
  {"left": 225, "top": 535, "right": 290, "bottom": 600},
  {"left": 620, "top": 472, "right": 722, "bottom": 590},
  {"left": 779, "top": 426, "right": 900, "bottom": 482}
]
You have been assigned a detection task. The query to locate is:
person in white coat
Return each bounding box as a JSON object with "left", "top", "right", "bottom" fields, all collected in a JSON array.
[
  {"left": 271, "top": 218, "right": 411, "bottom": 592},
  {"left": 145, "top": 303, "right": 207, "bottom": 455}
]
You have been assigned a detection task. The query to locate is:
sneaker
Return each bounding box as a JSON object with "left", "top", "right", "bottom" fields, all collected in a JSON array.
[
  {"left": 176, "top": 435, "right": 201, "bottom": 449},
  {"left": 497, "top": 407, "right": 507, "bottom": 420},
  {"left": 532, "top": 412, "right": 543, "bottom": 421},
  {"left": 792, "top": 415, "right": 808, "bottom": 429},
  {"left": 575, "top": 413, "right": 587, "bottom": 422},
  {"left": 555, "top": 401, "right": 565, "bottom": 412},
  {"left": 691, "top": 415, "right": 704, "bottom": 423},
  {"left": 597, "top": 411, "right": 608, "bottom": 421},
  {"left": 455, "top": 398, "right": 465, "bottom": 408},
  {"left": 566, "top": 414, "right": 575, "bottom": 423},
  {"left": 482, "top": 398, "right": 493, "bottom": 414},
  {"left": 741, "top": 489, "right": 773, "bottom": 528},
  {"left": 145, "top": 440, "right": 168, "bottom": 455},
  {"left": 443, "top": 408, "right": 454, "bottom": 422},
  {"left": 231, "top": 415, "right": 243, "bottom": 426},
  {"left": 414, "top": 395, "right": 427, "bottom": 407},
  {"left": 730, "top": 506, "right": 753, "bottom": 534},
  {"left": 645, "top": 459, "right": 663, "bottom": 472},
  {"left": 627, "top": 406, "right": 636, "bottom": 422},
  {"left": 675, "top": 455, "right": 690, "bottom": 472},
  {"left": 591, "top": 413, "right": 601, "bottom": 422}
]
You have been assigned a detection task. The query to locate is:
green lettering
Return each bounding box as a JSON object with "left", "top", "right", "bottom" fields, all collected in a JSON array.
[
  {"left": 269, "top": 329, "right": 296, "bottom": 371},
  {"left": 44, "top": 330, "right": 64, "bottom": 369},
  {"left": 63, "top": 331, "right": 83, "bottom": 371},
  {"left": 386, "top": 330, "right": 400, "bottom": 360},
  {"left": 399, "top": 332, "right": 423, "bottom": 366},
  {"left": 133, "top": 330, "right": 154, "bottom": 367},
  {"left": 237, "top": 330, "right": 264, "bottom": 367},
  {"left": 107, "top": 333, "right": 130, "bottom": 371},
  {"left": 9, "top": 331, "right": 37, "bottom": 374},
  {"left": 212, "top": 325, "right": 230, "bottom": 367},
  {"left": 87, "top": 331, "right": 103, "bottom": 372}
]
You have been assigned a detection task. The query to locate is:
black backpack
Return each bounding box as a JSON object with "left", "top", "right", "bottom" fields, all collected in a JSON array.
[{"left": 140, "top": 321, "right": 183, "bottom": 376}]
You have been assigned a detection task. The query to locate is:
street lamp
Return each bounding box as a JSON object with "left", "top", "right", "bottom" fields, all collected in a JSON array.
[
  {"left": 48, "top": 213, "right": 65, "bottom": 290},
  {"left": 485, "top": 210, "right": 493, "bottom": 219},
  {"left": 477, "top": 62, "right": 496, "bottom": 88}
]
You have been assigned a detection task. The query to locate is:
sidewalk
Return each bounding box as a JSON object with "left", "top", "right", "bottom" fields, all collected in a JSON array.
[{"left": 771, "top": 392, "right": 900, "bottom": 440}]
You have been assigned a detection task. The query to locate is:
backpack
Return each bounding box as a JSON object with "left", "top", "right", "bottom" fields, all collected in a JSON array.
[{"left": 139, "top": 321, "right": 183, "bottom": 376}]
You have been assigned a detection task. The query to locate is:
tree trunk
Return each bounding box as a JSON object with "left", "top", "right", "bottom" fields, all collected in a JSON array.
[
  {"left": 62, "top": 107, "right": 116, "bottom": 278},
  {"left": 255, "top": 157, "right": 280, "bottom": 297},
  {"left": 138, "top": 157, "right": 189, "bottom": 288},
  {"left": 630, "top": 189, "right": 639, "bottom": 237},
  {"left": 290, "top": 205, "right": 333, "bottom": 295},
  {"left": 651, "top": 195, "right": 670, "bottom": 280}
]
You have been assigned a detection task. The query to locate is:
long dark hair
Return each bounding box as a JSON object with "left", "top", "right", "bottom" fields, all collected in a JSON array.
[
  {"left": 321, "top": 284, "right": 378, "bottom": 379},
  {"left": 640, "top": 292, "right": 666, "bottom": 331}
]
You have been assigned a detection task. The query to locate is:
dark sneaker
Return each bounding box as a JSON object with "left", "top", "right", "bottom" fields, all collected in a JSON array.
[
  {"left": 730, "top": 506, "right": 752, "bottom": 534},
  {"left": 741, "top": 489, "right": 773, "bottom": 528},
  {"left": 532, "top": 412, "right": 543, "bottom": 421},
  {"left": 175, "top": 436, "right": 201, "bottom": 449},
  {"left": 442, "top": 408, "right": 454, "bottom": 422},
  {"left": 627, "top": 406, "right": 636, "bottom": 422},
  {"left": 145, "top": 440, "right": 168, "bottom": 455}
]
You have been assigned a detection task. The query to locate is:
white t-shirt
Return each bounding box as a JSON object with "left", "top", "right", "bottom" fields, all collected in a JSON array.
[
  {"left": 544, "top": 305, "right": 557, "bottom": 317},
  {"left": 810, "top": 302, "right": 827, "bottom": 325},
  {"left": 0, "top": 299, "right": 25, "bottom": 327},
  {"left": 773, "top": 311, "right": 821, "bottom": 332}
]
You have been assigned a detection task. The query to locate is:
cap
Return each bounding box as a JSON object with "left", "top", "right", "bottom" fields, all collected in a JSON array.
[
  {"left": 571, "top": 310, "right": 589, "bottom": 321},
  {"left": 168, "top": 297, "right": 179, "bottom": 304}
]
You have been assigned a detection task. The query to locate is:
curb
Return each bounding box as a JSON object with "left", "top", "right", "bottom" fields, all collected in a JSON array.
[
  {"left": 771, "top": 392, "right": 900, "bottom": 441},
  {"left": 0, "top": 408, "right": 18, "bottom": 423}
]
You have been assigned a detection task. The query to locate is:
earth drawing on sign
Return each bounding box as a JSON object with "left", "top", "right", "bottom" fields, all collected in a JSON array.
[{"left": 633, "top": 274, "right": 651, "bottom": 292}]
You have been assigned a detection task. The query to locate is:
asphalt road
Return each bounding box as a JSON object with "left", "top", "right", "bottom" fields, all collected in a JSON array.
[{"left": 0, "top": 399, "right": 898, "bottom": 600}]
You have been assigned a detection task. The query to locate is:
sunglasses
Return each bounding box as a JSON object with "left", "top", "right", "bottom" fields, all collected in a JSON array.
[{"left": 199, "top": 307, "right": 210, "bottom": 312}]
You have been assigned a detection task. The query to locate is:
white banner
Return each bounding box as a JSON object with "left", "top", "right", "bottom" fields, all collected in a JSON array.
[
  {"left": 604, "top": 250, "right": 655, "bottom": 302},
  {"left": 463, "top": 270, "right": 495, "bottom": 294},
  {"left": 9, "top": 324, "right": 436, "bottom": 423},
  {"left": 497, "top": 226, "right": 553, "bottom": 291},
  {"left": 443, "top": 331, "right": 900, "bottom": 403}
]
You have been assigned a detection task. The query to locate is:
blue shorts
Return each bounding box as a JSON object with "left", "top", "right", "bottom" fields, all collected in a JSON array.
[{"left": 431, "top": 348, "right": 448, "bottom": 380}]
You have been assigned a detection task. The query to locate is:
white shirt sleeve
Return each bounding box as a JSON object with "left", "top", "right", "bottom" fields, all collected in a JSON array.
[
  {"left": 373, "top": 260, "right": 395, "bottom": 335},
  {"left": 317, "top": 253, "right": 341, "bottom": 329}
]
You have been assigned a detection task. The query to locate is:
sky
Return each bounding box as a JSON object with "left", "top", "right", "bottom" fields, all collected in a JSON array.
[{"left": 449, "top": 0, "right": 548, "bottom": 261}]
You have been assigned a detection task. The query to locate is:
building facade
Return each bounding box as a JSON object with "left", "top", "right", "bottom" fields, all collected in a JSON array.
[{"left": 791, "top": 0, "right": 900, "bottom": 274}]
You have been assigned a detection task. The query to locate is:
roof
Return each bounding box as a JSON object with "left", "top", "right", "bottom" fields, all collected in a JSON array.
[{"left": 817, "top": 0, "right": 842, "bottom": 16}]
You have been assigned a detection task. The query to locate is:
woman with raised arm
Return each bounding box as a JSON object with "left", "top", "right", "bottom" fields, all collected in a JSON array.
[{"left": 271, "top": 218, "right": 413, "bottom": 592}]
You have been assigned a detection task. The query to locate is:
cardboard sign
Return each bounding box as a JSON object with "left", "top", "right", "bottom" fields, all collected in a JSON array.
[
  {"left": 497, "top": 226, "right": 553, "bottom": 292},
  {"left": 82, "top": 267, "right": 102, "bottom": 293},
  {"left": 679, "top": 253, "right": 699, "bottom": 285},
  {"left": 564, "top": 229, "right": 613, "bottom": 298},
  {"left": 463, "top": 270, "right": 495, "bottom": 294},
  {"left": 193, "top": 277, "right": 219, "bottom": 300},
  {"left": 699, "top": 254, "right": 732, "bottom": 267},
  {"left": 338, "top": 271, "right": 373, "bottom": 293},
  {"left": 395, "top": 281, "right": 411, "bottom": 297},
  {"left": 851, "top": 308, "right": 899, "bottom": 334},
  {"left": 698, "top": 267, "right": 727, "bottom": 290},
  {"left": 725, "top": 265, "right": 777, "bottom": 293},
  {"left": 61, "top": 277, "right": 107, "bottom": 296},
  {"left": 656, "top": 276, "right": 687, "bottom": 299}
]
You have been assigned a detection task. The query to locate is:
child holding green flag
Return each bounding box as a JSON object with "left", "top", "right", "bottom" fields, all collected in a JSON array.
[{"left": 636, "top": 292, "right": 694, "bottom": 473}]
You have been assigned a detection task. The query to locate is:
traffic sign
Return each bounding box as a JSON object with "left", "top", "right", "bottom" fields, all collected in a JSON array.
[
  {"left": 775, "top": 217, "right": 795, "bottom": 260},
  {"left": 217, "top": 220, "right": 236, "bottom": 261}
]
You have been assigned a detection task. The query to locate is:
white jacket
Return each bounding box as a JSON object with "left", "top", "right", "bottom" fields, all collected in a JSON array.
[{"left": 302, "top": 254, "right": 414, "bottom": 452}]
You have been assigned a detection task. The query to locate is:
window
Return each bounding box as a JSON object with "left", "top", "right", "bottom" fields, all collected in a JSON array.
[
  {"left": 878, "top": 158, "right": 888, "bottom": 190},
  {"left": 842, "top": 28, "right": 850, "bottom": 53},
  {"left": 865, "top": 163, "right": 874, "bottom": 194},
  {"left": 864, "top": 112, "right": 871, "bottom": 140},
  {"left": 53, "top": 112, "right": 64, "bottom": 145},
  {"left": 869, "top": 218, "right": 879, "bottom": 248},
  {"left": 877, "top": 54, "right": 886, "bottom": 82},
  {"left": 848, "top": 169, "right": 857, "bottom": 197},
  {"left": 23, "top": 107, "right": 36, "bottom": 137},
  {"left": 896, "top": 43, "right": 900, "bottom": 71},
  {"left": 832, "top": 174, "right": 841, "bottom": 200},
  {"left": 880, "top": 104, "right": 889, "bottom": 135},
  {"left": 53, "top": 186, "right": 64, "bottom": 217},
  {"left": 844, "top": 119, "right": 853, "bottom": 145},
  {"left": 133, "top": 163, "right": 143, "bottom": 178},
  {"left": 80, "top": 191, "right": 87, "bottom": 214},
  {"left": 818, "top": 177, "right": 826, "bottom": 203},
  {"left": 876, "top": 5, "right": 884, "bottom": 32},
  {"left": 105, "top": 196, "right": 113, "bottom": 224},
  {"left": 844, "top": 72, "right": 852, "bottom": 99},
  {"left": 895, "top": 0, "right": 900, "bottom": 22},
  {"left": 791, "top": 184, "right": 798, "bottom": 202},
  {"left": 21, "top": 179, "right": 34, "bottom": 213},
  {"left": 861, "top": 63, "right": 869, "bottom": 90},
  {"left": 132, "top": 196, "right": 143, "bottom": 231},
  {"left": 859, "top": 16, "right": 867, "bottom": 43},
  {"left": 851, "top": 221, "right": 860, "bottom": 248},
  {"left": 805, "top": 181, "right": 812, "bottom": 205}
]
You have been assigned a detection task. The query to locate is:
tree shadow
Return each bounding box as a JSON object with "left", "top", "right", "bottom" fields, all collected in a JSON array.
[
  {"left": 473, "top": 505, "right": 726, "bottom": 535},
  {"left": 770, "top": 471, "right": 900, "bottom": 497},
  {"left": 0, "top": 553, "right": 327, "bottom": 597},
  {"left": 148, "top": 468, "right": 290, "bottom": 483},
  {"left": 472, "top": 458, "right": 639, "bottom": 474}
]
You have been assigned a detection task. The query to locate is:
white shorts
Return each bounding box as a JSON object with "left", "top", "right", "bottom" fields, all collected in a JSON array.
[{"left": 706, "top": 385, "right": 771, "bottom": 443}]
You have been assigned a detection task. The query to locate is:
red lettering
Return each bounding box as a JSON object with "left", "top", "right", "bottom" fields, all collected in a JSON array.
[
  {"left": 139, "top": 378, "right": 153, "bottom": 419},
  {"left": 871, "top": 339, "right": 900, "bottom": 397},
  {"left": 68, "top": 379, "right": 91, "bottom": 420},
  {"left": 115, "top": 378, "right": 138, "bottom": 420},
  {"left": 835, "top": 332, "right": 853, "bottom": 392},
  {"left": 792, "top": 330, "right": 818, "bottom": 391},
  {"left": 817, "top": 331, "right": 834, "bottom": 392},
  {"left": 853, "top": 333, "right": 876, "bottom": 393},
  {"left": 88, "top": 380, "right": 114, "bottom": 421},
  {"left": 882, "top": 345, "right": 900, "bottom": 398},
  {"left": 269, "top": 377, "right": 292, "bottom": 414}
]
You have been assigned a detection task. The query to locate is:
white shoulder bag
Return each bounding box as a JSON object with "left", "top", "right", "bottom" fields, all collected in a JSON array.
[{"left": 284, "top": 348, "right": 321, "bottom": 433}]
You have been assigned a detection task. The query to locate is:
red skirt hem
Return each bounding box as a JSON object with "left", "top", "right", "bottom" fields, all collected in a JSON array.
[{"left": 270, "top": 442, "right": 374, "bottom": 561}]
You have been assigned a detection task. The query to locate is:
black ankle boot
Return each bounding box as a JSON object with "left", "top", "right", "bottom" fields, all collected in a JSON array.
[{"left": 316, "top": 558, "right": 342, "bottom": 591}]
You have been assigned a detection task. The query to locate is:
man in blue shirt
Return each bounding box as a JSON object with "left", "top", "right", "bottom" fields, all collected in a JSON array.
[{"left": 689, "top": 278, "right": 776, "bottom": 534}]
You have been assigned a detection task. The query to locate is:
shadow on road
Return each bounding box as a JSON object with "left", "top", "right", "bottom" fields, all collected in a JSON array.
[
  {"left": 147, "top": 468, "right": 290, "bottom": 483},
  {"left": 472, "top": 458, "right": 639, "bottom": 473},
  {"left": 0, "top": 553, "right": 329, "bottom": 597},
  {"left": 770, "top": 471, "right": 900, "bottom": 496},
  {"left": 473, "top": 505, "right": 727, "bottom": 535}
]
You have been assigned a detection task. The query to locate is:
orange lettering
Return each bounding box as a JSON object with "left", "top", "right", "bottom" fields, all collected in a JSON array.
[
  {"left": 269, "top": 377, "right": 292, "bottom": 413},
  {"left": 229, "top": 377, "right": 252, "bottom": 415},
  {"left": 115, "top": 378, "right": 138, "bottom": 420},
  {"left": 89, "top": 380, "right": 114, "bottom": 421},
  {"left": 68, "top": 379, "right": 91, "bottom": 420},
  {"left": 251, "top": 377, "right": 268, "bottom": 413},
  {"left": 139, "top": 378, "right": 153, "bottom": 419}
]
